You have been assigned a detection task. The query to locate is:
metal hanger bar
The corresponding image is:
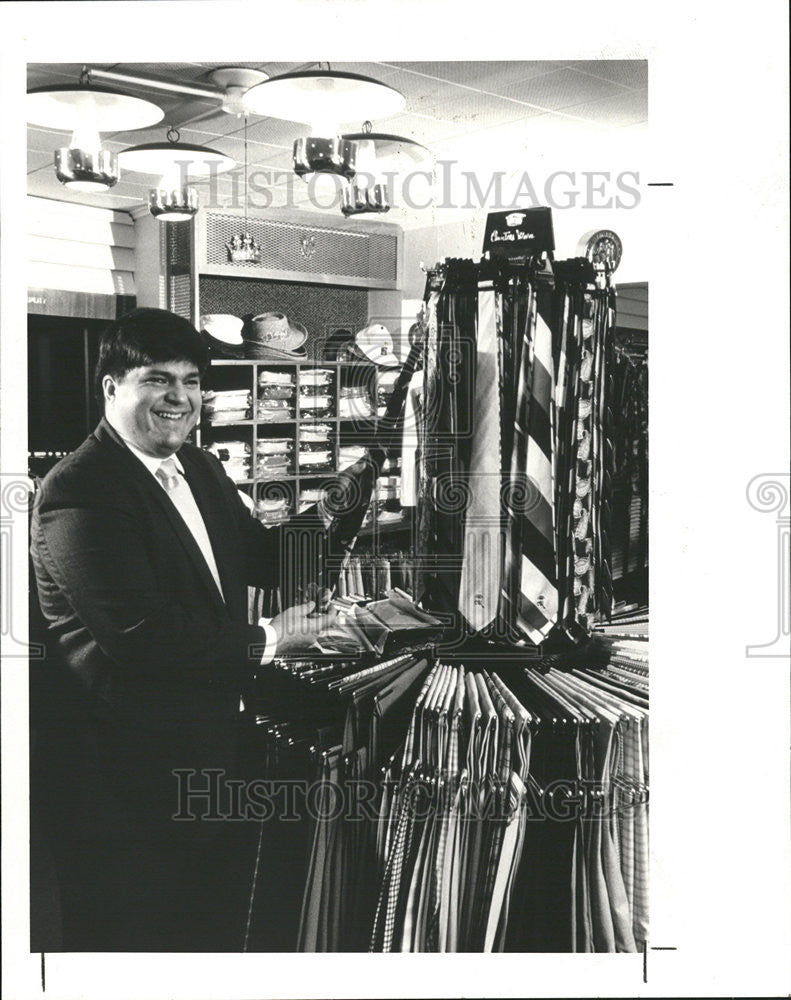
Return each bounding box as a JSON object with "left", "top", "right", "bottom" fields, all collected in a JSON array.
[{"left": 87, "top": 67, "right": 223, "bottom": 101}]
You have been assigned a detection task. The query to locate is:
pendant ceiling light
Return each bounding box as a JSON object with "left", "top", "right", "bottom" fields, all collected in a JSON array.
[
  {"left": 245, "top": 67, "right": 405, "bottom": 189},
  {"left": 28, "top": 69, "right": 164, "bottom": 193},
  {"left": 27, "top": 77, "right": 164, "bottom": 132},
  {"left": 244, "top": 69, "right": 405, "bottom": 135},
  {"left": 120, "top": 127, "right": 234, "bottom": 223},
  {"left": 340, "top": 122, "right": 433, "bottom": 216},
  {"left": 118, "top": 127, "right": 235, "bottom": 176}
]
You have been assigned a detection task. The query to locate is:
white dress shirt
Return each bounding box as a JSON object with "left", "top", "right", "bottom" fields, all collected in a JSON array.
[{"left": 120, "top": 436, "right": 277, "bottom": 664}]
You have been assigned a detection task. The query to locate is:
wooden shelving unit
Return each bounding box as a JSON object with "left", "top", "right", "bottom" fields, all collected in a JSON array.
[{"left": 198, "top": 358, "right": 409, "bottom": 541}]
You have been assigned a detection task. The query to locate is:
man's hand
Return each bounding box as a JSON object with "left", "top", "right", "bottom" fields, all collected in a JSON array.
[{"left": 270, "top": 600, "right": 338, "bottom": 656}]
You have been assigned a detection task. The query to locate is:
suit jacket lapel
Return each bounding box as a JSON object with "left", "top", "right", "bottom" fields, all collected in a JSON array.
[{"left": 93, "top": 420, "right": 227, "bottom": 614}]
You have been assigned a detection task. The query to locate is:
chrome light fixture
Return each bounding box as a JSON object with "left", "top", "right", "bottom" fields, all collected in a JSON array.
[
  {"left": 245, "top": 67, "right": 405, "bottom": 192},
  {"left": 28, "top": 69, "right": 164, "bottom": 193},
  {"left": 54, "top": 147, "right": 120, "bottom": 194},
  {"left": 293, "top": 136, "right": 357, "bottom": 180},
  {"left": 340, "top": 122, "right": 432, "bottom": 216},
  {"left": 119, "top": 127, "right": 235, "bottom": 223},
  {"left": 149, "top": 186, "right": 200, "bottom": 223}
]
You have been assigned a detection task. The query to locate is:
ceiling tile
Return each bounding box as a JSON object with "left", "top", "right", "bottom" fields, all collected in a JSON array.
[
  {"left": 563, "top": 91, "right": 648, "bottom": 127},
  {"left": 563, "top": 60, "right": 648, "bottom": 91},
  {"left": 383, "top": 61, "right": 566, "bottom": 90},
  {"left": 427, "top": 90, "right": 547, "bottom": 131},
  {"left": 494, "top": 67, "right": 632, "bottom": 111},
  {"left": 239, "top": 115, "right": 307, "bottom": 147},
  {"left": 27, "top": 151, "right": 55, "bottom": 174},
  {"left": 376, "top": 112, "right": 468, "bottom": 147}
]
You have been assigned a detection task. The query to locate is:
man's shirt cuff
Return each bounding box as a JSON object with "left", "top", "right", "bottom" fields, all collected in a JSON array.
[{"left": 257, "top": 618, "right": 278, "bottom": 664}]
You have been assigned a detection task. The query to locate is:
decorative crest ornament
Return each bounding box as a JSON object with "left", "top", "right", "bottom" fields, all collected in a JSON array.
[{"left": 226, "top": 231, "right": 262, "bottom": 263}]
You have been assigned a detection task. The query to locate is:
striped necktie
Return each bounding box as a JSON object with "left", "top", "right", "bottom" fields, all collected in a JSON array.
[
  {"left": 156, "top": 457, "right": 225, "bottom": 601},
  {"left": 513, "top": 287, "right": 558, "bottom": 643}
]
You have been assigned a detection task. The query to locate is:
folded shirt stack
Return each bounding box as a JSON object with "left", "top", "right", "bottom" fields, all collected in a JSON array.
[
  {"left": 376, "top": 475, "right": 401, "bottom": 502},
  {"left": 338, "top": 445, "right": 367, "bottom": 471},
  {"left": 257, "top": 370, "right": 295, "bottom": 388},
  {"left": 299, "top": 422, "right": 332, "bottom": 445},
  {"left": 298, "top": 448, "right": 333, "bottom": 470},
  {"left": 202, "top": 389, "right": 252, "bottom": 423},
  {"left": 257, "top": 371, "right": 296, "bottom": 421},
  {"left": 298, "top": 392, "right": 334, "bottom": 420},
  {"left": 299, "top": 368, "right": 334, "bottom": 390},
  {"left": 298, "top": 487, "right": 324, "bottom": 513},
  {"left": 256, "top": 437, "right": 293, "bottom": 456},
  {"left": 255, "top": 437, "right": 293, "bottom": 478},
  {"left": 254, "top": 496, "right": 291, "bottom": 526},
  {"left": 376, "top": 368, "right": 401, "bottom": 416},
  {"left": 205, "top": 439, "right": 252, "bottom": 482},
  {"left": 257, "top": 398, "right": 295, "bottom": 422},
  {"left": 339, "top": 386, "right": 374, "bottom": 419}
]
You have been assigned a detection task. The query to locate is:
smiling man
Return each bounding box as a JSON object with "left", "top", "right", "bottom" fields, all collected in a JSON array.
[{"left": 30, "top": 308, "right": 334, "bottom": 951}]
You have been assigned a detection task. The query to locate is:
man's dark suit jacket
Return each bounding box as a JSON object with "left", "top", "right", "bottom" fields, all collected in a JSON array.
[
  {"left": 31, "top": 417, "right": 279, "bottom": 732},
  {"left": 29, "top": 418, "right": 300, "bottom": 949}
]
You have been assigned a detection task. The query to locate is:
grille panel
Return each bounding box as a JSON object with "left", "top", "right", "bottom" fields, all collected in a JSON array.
[{"left": 203, "top": 212, "right": 398, "bottom": 286}]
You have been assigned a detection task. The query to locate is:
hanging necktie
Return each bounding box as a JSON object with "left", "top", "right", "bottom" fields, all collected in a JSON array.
[
  {"left": 513, "top": 285, "right": 558, "bottom": 643},
  {"left": 592, "top": 288, "right": 615, "bottom": 618},
  {"left": 570, "top": 301, "right": 596, "bottom": 632},
  {"left": 156, "top": 457, "right": 225, "bottom": 601},
  {"left": 498, "top": 279, "right": 531, "bottom": 639},
  {"left": 458, "top": 280, "right": 503, "bottom": 631}
]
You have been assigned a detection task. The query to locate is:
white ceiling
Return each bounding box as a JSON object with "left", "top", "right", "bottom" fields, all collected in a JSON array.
[{"left": 26, "top": 60, "right": 648, "bottom": 228}]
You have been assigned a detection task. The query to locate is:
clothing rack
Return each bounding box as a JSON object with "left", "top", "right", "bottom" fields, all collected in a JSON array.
[
  {"left": 414, "top": 255, "right": 617, "bottom": 647},
  {"left": 241, "top": 599, "right": 647, "bottom": 953}
]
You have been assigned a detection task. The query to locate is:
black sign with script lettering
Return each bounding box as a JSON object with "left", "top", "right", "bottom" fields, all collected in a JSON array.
[{"left": 482, "top": 207, "right": 555, "bottom": 259}]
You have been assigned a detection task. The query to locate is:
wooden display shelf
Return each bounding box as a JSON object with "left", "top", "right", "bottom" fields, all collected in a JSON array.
[{"left": 200, "top": 357, "right": 407, "bottom": 544}]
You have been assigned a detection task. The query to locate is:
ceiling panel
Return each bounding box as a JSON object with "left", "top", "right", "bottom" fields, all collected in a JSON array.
[
  {"left": 564, "top": 60, "right": 648, "bottom": 91},
  {"left": 493, "top": 67, "right": 634, "bottom": 111},
  {"left": 27, "top": 151, "right": 55, "bottom": 174},
  {"left": 374, "top": 111, "right": 469, "bottom": 146},
  {"left": 383, "top": 60, "right": 566, "bottom": 90},
  {"left": 239, "top": 115, "right": 311, "bottom": 148},
  {"left": 563, "top": 90, "right": 648, "bottom": 127},
  {"left": 427, "top": 91, "right": 547, "bottom": 131}
]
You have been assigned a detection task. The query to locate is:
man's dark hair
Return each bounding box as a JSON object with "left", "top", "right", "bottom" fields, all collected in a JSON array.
[{"left": 94, "top": 308, "right": 209, "bottom": 404}]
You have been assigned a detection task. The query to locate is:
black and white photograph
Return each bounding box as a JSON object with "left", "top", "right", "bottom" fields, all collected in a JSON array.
[{"left": 1, "top": 3, "right": 789, "bottom": 999}]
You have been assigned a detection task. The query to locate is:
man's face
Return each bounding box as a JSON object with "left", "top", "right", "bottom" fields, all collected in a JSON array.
[{"left": 103, "top": 360, "right": 202, "bottom": 458}]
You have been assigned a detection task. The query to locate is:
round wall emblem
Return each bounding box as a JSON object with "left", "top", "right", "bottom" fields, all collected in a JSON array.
[{"left": 578, "top": 229, "right": 623, "bottom": 271}]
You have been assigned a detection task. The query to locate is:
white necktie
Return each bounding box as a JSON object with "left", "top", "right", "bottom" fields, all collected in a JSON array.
[
  {"left": 458, "top": 282, "right": 503, "bottom": 630},
  {"left": 156, "top": 457, "right": 225, "bottom": 601}
]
